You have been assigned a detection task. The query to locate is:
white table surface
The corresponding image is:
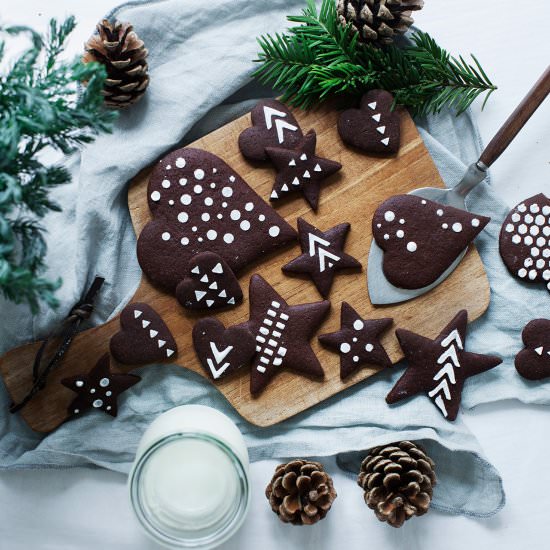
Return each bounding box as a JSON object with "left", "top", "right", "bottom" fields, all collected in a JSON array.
[{"left": 1, "top": 1, "right": 549, "bottom": 549}]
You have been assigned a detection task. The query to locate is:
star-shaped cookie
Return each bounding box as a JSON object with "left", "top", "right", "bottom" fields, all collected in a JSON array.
[
  {"left": 266, "top": 130, "right": 342, "bottom": 211},
  {"left": 282, "top": 218, "right": 362, "bottom": 297},
  {"left": 61, "top": 354, "right": 141, "bottom": 417},
  {"left": 386, "top": 310, "right": 502, "bottom": 421},
  {"left": 319, "top": 302, "right": 393, "bottom": 379},
  {"left": 237, "top": 274, "right": 330, "bottom": 395}
]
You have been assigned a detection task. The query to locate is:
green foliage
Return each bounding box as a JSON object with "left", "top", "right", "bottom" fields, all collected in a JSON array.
[
  {"left": 254, "top": 0, "right": 496, "bottom": 115},
  {"left": 0, "top": 17, "right": 116, "bottom": 312}
]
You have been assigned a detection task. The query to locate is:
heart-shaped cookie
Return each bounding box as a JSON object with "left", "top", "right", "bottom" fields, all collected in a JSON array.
[
  {"left": 515, "top": 319, "right": 550, "bottom": 380},
  {"left": 137, "top": 147, "right": 297, "bottom": 292},
  {"left": 499, "top": 193, "right": 550, "bottom": 293},
  {"left": 372, "top": 194, "right": 490, "bottom": 289},
  {"left": 110, "top": 303, "right": 177, "bottom": 364},
  {"left": 176, "top": 252, "right": 242, "bottom": 310},
  {"left": 192, "top": 318, "right": 256, "bottom": 380},
  {"left": 338, "top": 90, "right": 401, "bottom": 155},
  {"left": 238, "top": 99, "right": 304, "bottom": 162}
]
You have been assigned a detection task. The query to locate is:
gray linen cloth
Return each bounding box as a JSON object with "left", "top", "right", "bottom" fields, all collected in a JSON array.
[{"left": 7, "top": 0, "right": 550, "bottom": 518}]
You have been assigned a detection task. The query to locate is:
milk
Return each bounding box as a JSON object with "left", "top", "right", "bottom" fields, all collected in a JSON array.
[{"left": 129, "top": 405, "right": 250, "bottom": 549}]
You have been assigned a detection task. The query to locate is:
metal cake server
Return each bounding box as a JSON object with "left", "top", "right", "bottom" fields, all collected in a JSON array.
[{"left": 368, "top": 65, "right": 550, "bottom": 306}]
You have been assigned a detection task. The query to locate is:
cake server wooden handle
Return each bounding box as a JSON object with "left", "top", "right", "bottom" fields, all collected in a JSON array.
[{"left": 479, "top": 65, "right": 550, "bottom": 168}]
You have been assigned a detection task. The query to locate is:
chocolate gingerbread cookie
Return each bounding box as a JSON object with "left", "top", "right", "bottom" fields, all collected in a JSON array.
[
  {"left": 137, "top": 148, "right": 297, "bottom": 291},
  {"left": 338, "top": 90, "right": 401, "bottom": 155},
  {"left": 499, "top": 193, "right": 550, "bottom": 293},
  {"left": 238, "top": 99, "right": 304, "bottom": 162},
  {"left": 110, "top": 303, "right": 177, "bottom": 364},
  {"left": 515, "top": 319, "right": 550, "bottom": 380},
  {"left": 372, "top": 194, "right": 490, "bottom": 289}
]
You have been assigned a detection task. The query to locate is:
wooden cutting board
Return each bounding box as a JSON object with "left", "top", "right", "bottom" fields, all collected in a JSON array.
[{"left": 0, "top": 103, "right": 490, "bottom": 433}]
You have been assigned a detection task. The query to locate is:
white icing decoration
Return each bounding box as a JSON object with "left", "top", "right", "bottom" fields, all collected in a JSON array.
[
  {"left": 544, "top": 227, "right": 550, "bottom": 236},
  {"left": 169, "top": 200, "right": 174, "bottom": 206},
  {"left": 353, "top": 337, "right": 358, "bottom": 343},
  {"left": 353, "top": 356, "right": 359, "bottom": 363},
  {"left": 180, "top": 194, "right": 192, "bottom": 205},
  {"left": 512, "top": 213, "right": 521, "bottom": 222},
  {"left": 536, "top": 259, "right": 545, "bottom": 269},
  {"left": 340, "top": 343, "right": 351, "bottom": 353},
  {"left": 518, "top": 203, "right": 527, "bottom": 212},
  {"left": 289, "top": 159, "right": 296, "bottom": 166},
  {"left": 99, "top": 378, "right": 110, "bottom": 388},
  {"left": 308, "top": 233, "right": 340, "bottom": 272},
  {"left": 442, "top": 223, "right": 449, "bottom": 229},
  {"left": 421, "top": 200, "right": 427, "bottom": 205},
  {"left": 269, "top": 226, "right": 280, "bottom": 237},
  {"left": 525, "top": 214, "right": 534, "bottom": 224},
  {"left": 179, "top": 178, "right": 187, "bottom": 186},
  {"left": 537, "top": 237, "right": 546, "bottom": 247},
  {"left": 75, "top": 380, "right": 84, "bottom": 388},
  {"left": 300, "top": 153, "right": 308, "bottom": 161},
  {"left": 230, "top": 210, "right": 241, "bottom": 221},
  {"left": 384, "top": 234, "right": 390, "bottom": 240},
  {"left": 150, "top": 329, "right": 158, "bottom": 338},
  {"left": 142, "top": 320, "right": 150, "bottom": 328},
  {"left": 471, "top": 218, "right": 480, "bottom": 227},
  {"left": 353, "top": 319, "right": 364, "bottom": 331},
  {"left": 193, "top": 184, "right": 203, "bottom": 194},
  {"left": 162, "top": 179, "right": 171, "bottom": 189},
  {"left": 212, "top": 263, "right": 223, "bottom": 274},
  {"left": 181, "top": 237, "right": 189, "bottom": 245},
  {"left": 376, "top": 126, "right": 386, "bottom": 134},
  {"left": 396, "top": 230, "right": 404, "bottom": 238},
  {"left": 530, "top": 204, "right": 540, "bottom": 213},
  {"left": 134, "top": 310, "right": 142, "bottom": 319},
  {"left": 303, "top": 170, "right": 311, "bottom": 178},
  {"left": 384, "top": 211, "right": 395, "bottom": 222},
  {"left": 195, "top": 290, "right": 206, "bottom": 301},
  {"left": 224, "top": 233, "right": 234, "bottom": 244},
  {"left": 191, "top": 266, "right": 200, "bottom": 274},
  {"left": 217, "top": 214, "right": 223, "bottom": 219},
  {"left": 543, "top": 270, "right": 550, "bottom": 280},
  {"left": 543, "top": 249, "right": 550, "bottom": 258},
  {"left": 245, "top": 202, "right": 254, "bottom": 211},
  {"left": 105, "top": 391, "right": 112, "bottom": 397},
  {"left": 543, "top": 205, "right": 550, "bottom": 215},
  {"left": 292, "top": 177, "right": 300, "bottom": 186},
  {"left": 201, "top": 213, "right": 210, "bottom": 222},
  {"left": 529, "top": 269, "right": 538, "bottom": 280},
  {"left": 259, "top": 214, "right": 266, "bottom": 222},
  {"left": 230, "top": 176, "right": 235, "bottom": 182},
  {"left": 525, "top": 258, "right": 534, "bottom": 267},
  {"left": 372, "top": 113, "right": 381, "bottom": 122},
  {"left": 194, "top": 169, "right": 205, "bottom": 180},
  {"left": 399, "top": 219, "right": 405, "bottom": 224},
  {"left": 151, "top": 191, "right": 161, "bottom": 202},
  {"left": 281, "top": 184, "right": 289, "bottom": 192},
  {"left": 368, "top": 101, "right": 377, "bottom": 110},
  {"left": 505, "top": 223, "right": 514, "bottom": 232},
  {"left": 90, "top": 388, "right": 96, "bottom": 394},
  {"left": 365, "top": 344, "right": 374, "bottom": 352},
  {"left": 407, "top": 242, "right": 417, "bottom": 252},
  {"left": 222, "top": 202, "right": 228, "bottom": 208},
  {"left": 314, "top": 164, "right": 322, "bottom": 172},
  {"left": 240, "top": 220, "right": 251, "bottom": 231},
  {"left": 531, "top": 247, "right": 540, "bottom": 257},
  {"left": 436, "top": 209, "right": 444, "bottom": 216},
  {"left": 161, "top": 232, "right": 171, "bottom": 241},
  {"left": 452, "top": 223, "right": 462, "bottom": 233},
  {"left": 192, "top": 226, "right": 197, "bottom": 232},
  {"left": 222, "top": 187, "right": 233, "bottom": 198},
  {"left": 200, "top": 274, "right": 209, "bottom": 283},
  {"left": 177, "top": 212, "right": 188, "bottom": 223},
  {"left": 518, "top": 268, "right": 527, "bottom": 278},
  {"left": 210, "top": 183, "right": 216, "bottom": 189},
  {"left": 524, "top": 236, "right": 534, "bottom": 245},
  {"left": 175, "top": 157, "right": 186, "bottom": 168},
  {"left": 92, "top": 399, "right": 103, "bottom": 408},
  {"left": 512, "top": 235, "right": 521, "bottom": 244},
  {"left": 530, "top": 225, "right": 540, "bottom": 236},
  {"left": 207, "top": 230, "right": 217, "bottom": 240},
  {"left": 381, "top": 138, "right": 390, "bottom": 146}
]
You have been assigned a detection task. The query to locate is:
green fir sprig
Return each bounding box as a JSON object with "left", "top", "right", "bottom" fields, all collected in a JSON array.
[
  {"left": 0, "top": 17, "right": 116, "bottom": 312},
  {"left": 254, "top": 0, "right": 496, "bottom": 115}
]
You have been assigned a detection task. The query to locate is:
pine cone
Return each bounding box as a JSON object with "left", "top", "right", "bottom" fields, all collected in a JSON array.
[
  {"left": 83, "top": 19, "right": 149, "bottom": 109},
  {"left": 357, "top": 441, "right": 436, "bottom": 527},
  {"left": 337, "top": 0, "right": 424, "bottom": 46},
  {"left": 266, "top": 460, "right": 337, "bottom": 525}
]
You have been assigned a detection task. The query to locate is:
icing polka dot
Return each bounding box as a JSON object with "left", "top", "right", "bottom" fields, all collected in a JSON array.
[
  {"left": 161, "top": 232, "right": 171, "bottom": 241},
  {"left": 518, "top": 268, "right": 527, "bottom": 278},
  {"left": 230, "top": 210, "right": 241, "bottom": 221},
  {"left": 204, "top": 197, "right": 213, "bottom": 206},
  {"left": 175, "top": 157, "right": 186, "bottom": 168},
  {"left": 162, "top": 179, "right": 171, "bottom": 189},
  {"left": 396, "top": 230, "right": 404, "bottom": 238},
  {"left": 207, "top": 230, "right": 217, "bottom": 241},
  {"left": 524, "top": 236, "right": 534, "bottom": 246},
  {"left": 353, "top": 337, "right": 358, "bottom": 343},
  {"left": 192, "top": 226, "right": 197, "bottom": 232},
  {"left": 193, "top": 184, "right": 203, "bottom": 194},
  {"left": 223, "top": 233, "right": 234, "bottom": 244},
  {"left": 245, "top": 202, "right": 254, "bottom": 211},
  {"left": 240, "top": 220, "right": 251, "bottom": 231},
  {"left": 537, "top": 237, "right": 546, "bottom": 247},
  {"left": 353, "top": 356, "right": 359, "bottom": 363},
  {"left": 177, "top": 212, "right": 188, "bottom": 223},
  {"left": 518, "top": 203, "right": 527, "bottom": 212},
  {"left": 222, "top": 187, "right": 233, "bottom": 198},
  {"left": 210, "top": 182, "right": 216, "bottom": 189},
  {"left": 529, "top": 269, "right": 538, "bottom": 280},
  {"left": 543, "top": 270, "right": 550, "bottom": 280},
  {"left": 505, "top": 223, "right": 514, "bottom": 233},
  {"left": 259, "top": 214, "right": 266, "bottom": 222},
  {"left": 340, "top": 343, "right": 351, "bottom": 353},
  {"left": 543, "top": 206, "right": 550, "bottom": 216},
  {"left": 201, "top": 213, "right": 210, "bottom": 222},
  {"left": 105, "top": 391, "right": 112, "bottom": 397},
  {"left": 525, "top": 258, "right": 534, "bottom": 268},
  {"left": 530, "top": 225, "right": 540, "bottom": 236},
  {"left": 99, "top": 378, "right": 110, "bottom": 388},
  {"left": 472, "top": 218, "right": 480, "bottom": 227},
  {"left": 384, "top": 211, "right": 395, "bottom": 222},
  {"left": 168, "top": 200, "right": 174, "bottom": 206},
  {"left": 222, "top": 202, "right": 228, "bottom": 208},
  {"left": 407, "top": 242, "right": 417, "bottom": 252},
  {"left": 384, "top": 234, "right": 390, "bottom": 240},
  {"left": 518, "top": 224, "right": 528, "bottom": 235},
  {"left": 452, "top": 223, "right": 462, "bottom": 233},
  {"left": 365, "top": 343, "right": 374, "bottom": 352},
  {"left": 151, "top": 191, "right": 161, "bottom": 202},
  {"left": 525, "top": 214, "right": 534, "bottom": 224},
  {"left": 75, "top": 380, "right": 84, "bottom": 388},
  {"left": 436, "top": 209, "right": 444, "bottom": 216},
  {"left": 531, "top": 247, "right": 540, "bottom": 257},
  {"left": 399, "top": 219, "right": 405, "bottom": 224},
  {"left": 166, "top": 165, "right": 171, "bottom": 170},
  {"left": 179, "top": 178, "right": 187, "bottom": 186},
  {"left": 269, "top": 226, "right": 280, "bottom": 238},
  {"left": 543, "top": 249, "right": 550, "bottom": 258},
  {"left": 536, "top": 259, "right": 545, "bottom": 269},
  {"left": 229, "top": 176, "right": 236, "bottom": 183},
  {"left": 194, "top": 169, "right": 205, "bottom": 180},
  {"left": 442, "top": 223, "right": 449, "bottom": 230},
  {"left": 353, "top": 319, "right": 364, "bottom": 331},
  {"left": 544, "top": 227, "right": 550, "bottom": 237},
  {"left": 421, "top": 200, "right": 427, "bottom": 205},
  {"left": 217, "top": 214, "right": 223, "bottom": 220},
  {"left": 512, "top": 235, "right": 521, "bottom": 244},
  {"left": 181, "top": 237, "right": 189, "bottom": 246},
  {"left": 512, "top": 213, "right": 521, "bottom": 222},
  {"left": 92, "top": 399, "right": 103, "bottom": 408},
  {"left": 530, "top": 204, "right": 540, "bottom": 214},
  {"left": 180, "top": 194, "right": 192, "bottom": 205},
  {"left": 198, "top": 237, "right": 203, "bottom": 243}
]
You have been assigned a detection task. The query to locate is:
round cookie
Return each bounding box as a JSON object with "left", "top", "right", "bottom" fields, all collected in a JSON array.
[
  {"left": 238, "top": 99, "right": 303, "bottom": 162},
  {"left": 192, "top": 317, "right": 256, "bottom": 381},
  {"left": 137, "top": 148, "right": 297, "bottom": 291},
  {"left": 372, "top": 194, "right": 490, "bottom": 289},
  {"left": 499, "top": 193, "right": 550, "bottom": 292},
  {"left": 515, "top": 318, "right": 550, "bottom": 380},
  {"left": 338, "top": 90, "right": 401, "bottom": 156}
]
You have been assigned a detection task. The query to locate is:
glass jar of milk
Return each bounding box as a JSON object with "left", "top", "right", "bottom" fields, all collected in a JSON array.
[{"left": 129, "top": 405, "right": 250, "bottom": 549}]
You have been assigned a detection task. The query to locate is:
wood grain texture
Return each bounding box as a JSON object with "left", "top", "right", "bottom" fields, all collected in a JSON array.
[{"left": 0, "top": 104, "right": 490, "bottom": 433}]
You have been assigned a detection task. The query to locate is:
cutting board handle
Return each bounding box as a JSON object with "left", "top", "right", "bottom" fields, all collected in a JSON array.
[{"left": 479, "top": 65, "right": 550, "bottom": 168}]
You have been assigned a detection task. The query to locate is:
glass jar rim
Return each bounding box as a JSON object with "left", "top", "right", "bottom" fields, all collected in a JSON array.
[{"left": 129, "top": 432, "right": 250, "bottom": 549}]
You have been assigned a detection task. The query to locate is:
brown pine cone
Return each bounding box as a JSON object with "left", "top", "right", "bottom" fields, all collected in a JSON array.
[
  {"left": 83, "top": 19, "right": 149, "bottom": 109},
  {"left": 337, "top": 0, "right": 424, "bottom": 46},
  {"left": 357, "top": 441, "right": 436, "bottom": 527},
  {"left": 266, "top": 460, "right": 337, "bottom": 525}
]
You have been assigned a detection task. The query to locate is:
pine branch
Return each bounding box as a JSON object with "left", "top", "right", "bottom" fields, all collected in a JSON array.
[
  {"left": 0, "top": 17, "right": 116, "bottom": 312},
  {"left": 253, "top": 0, "right": 496, "bottom": 116}
]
